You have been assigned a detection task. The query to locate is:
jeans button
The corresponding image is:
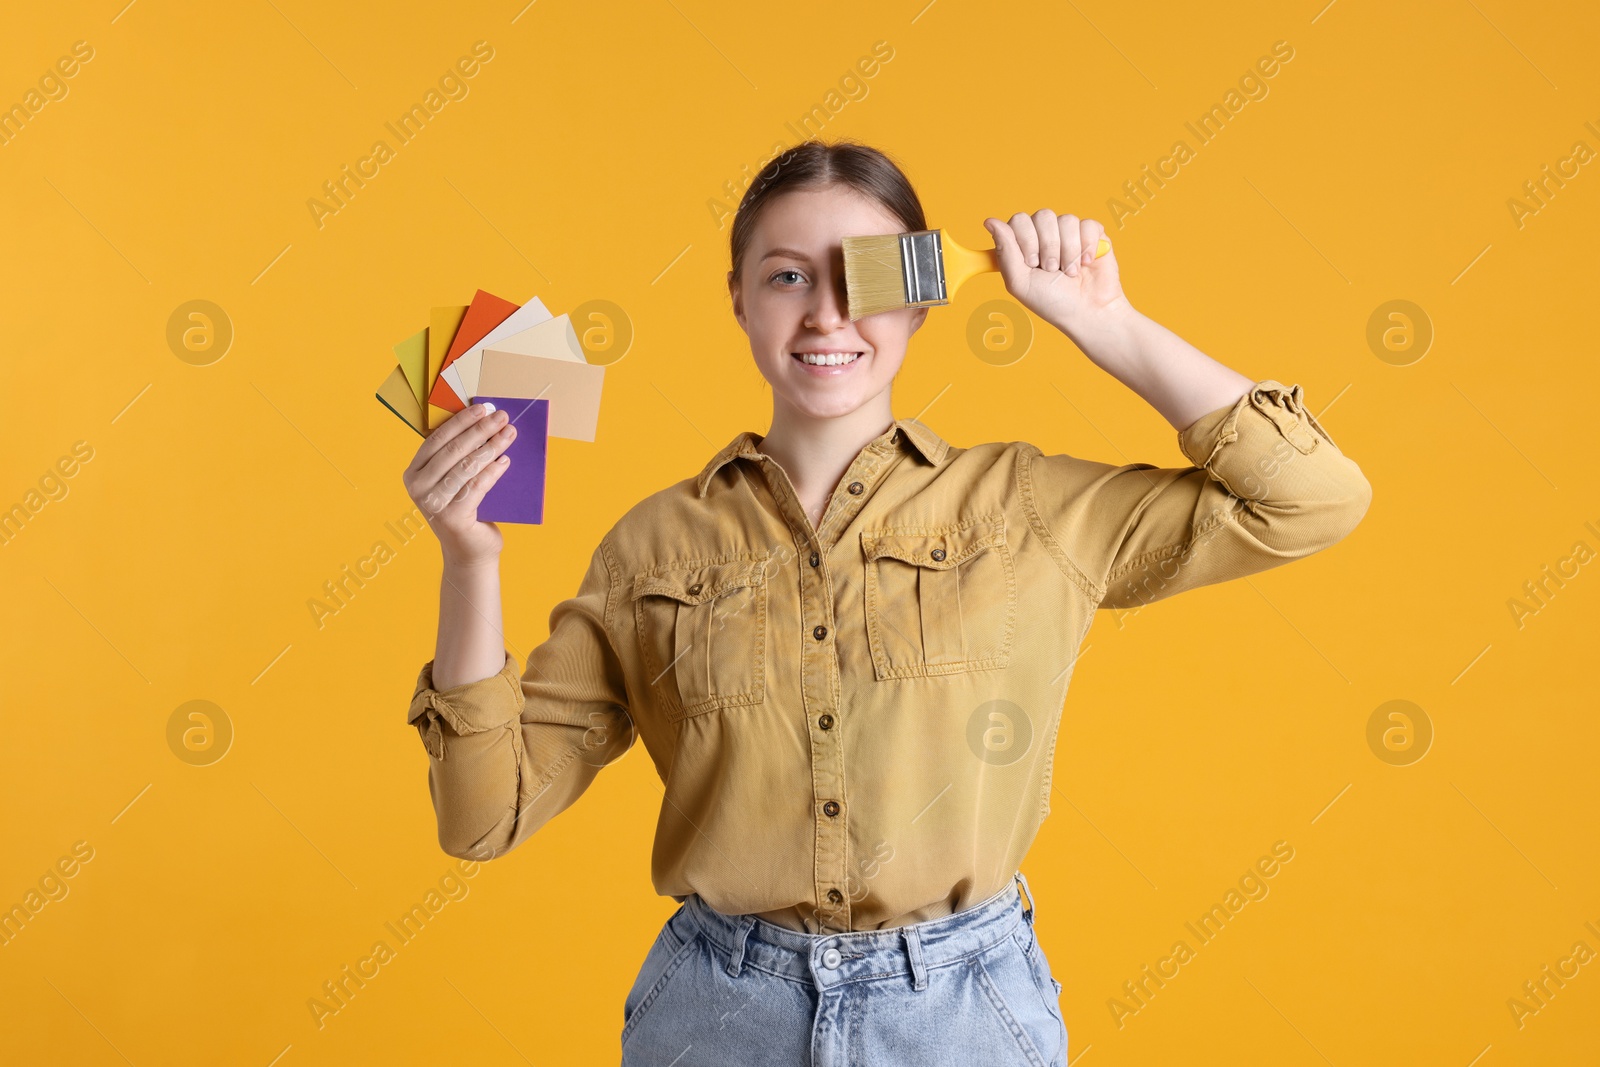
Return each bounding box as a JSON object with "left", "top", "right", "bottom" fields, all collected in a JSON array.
[{"left": 821, "top": 947, "right": 842, "bottom": 969}]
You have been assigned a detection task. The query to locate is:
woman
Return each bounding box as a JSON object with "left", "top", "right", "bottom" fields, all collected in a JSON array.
[{"left": 401, "top": 140, "right": 1372, "bottom": 1066}]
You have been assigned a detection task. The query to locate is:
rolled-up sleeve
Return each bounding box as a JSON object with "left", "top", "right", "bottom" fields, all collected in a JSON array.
[
  {"left": 406, "top": 537, "right": 636, "bottom": 860},
  {"left": 1022, "top": 379, "right": 1373, "bottom": 611}
]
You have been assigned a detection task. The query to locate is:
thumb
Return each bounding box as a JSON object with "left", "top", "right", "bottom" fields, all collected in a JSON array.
[{"left": 984, "top": 218, "right": 1028, "bottom": 286}]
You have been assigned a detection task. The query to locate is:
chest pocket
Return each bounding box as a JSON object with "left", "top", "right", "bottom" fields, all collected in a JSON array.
[
  {"left": 632, "top": 556, "right": 769, "bottom": 721},
  {"left": 861, "top": 514, "right": 1016, "bottom": 680}
]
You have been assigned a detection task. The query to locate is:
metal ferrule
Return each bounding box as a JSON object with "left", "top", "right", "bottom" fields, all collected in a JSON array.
[{"left": 900, "top": 229, "right": 949, "bottom": 308}]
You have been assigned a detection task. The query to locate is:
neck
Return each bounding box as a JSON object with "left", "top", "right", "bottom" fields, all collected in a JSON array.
[{"left": 755, "top": 397, "right": 895, "bottom": 505}]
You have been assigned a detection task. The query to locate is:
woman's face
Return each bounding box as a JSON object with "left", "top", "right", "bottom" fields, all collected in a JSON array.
[{"left": 729, "top": 185, "right": 928, "bottom": 422}]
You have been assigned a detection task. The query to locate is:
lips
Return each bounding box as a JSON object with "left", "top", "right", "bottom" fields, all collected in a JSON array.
[{"left": 792, "top": 351, "right": 863, "bottom": 366}]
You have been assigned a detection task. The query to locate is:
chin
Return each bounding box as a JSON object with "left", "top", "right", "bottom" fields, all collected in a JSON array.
[{"left": 788, "top": 397, "right": 870, "bottom": 421}]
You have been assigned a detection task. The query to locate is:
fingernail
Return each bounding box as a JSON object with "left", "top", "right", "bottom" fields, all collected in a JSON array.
[{"left": 482, "top": 402, "right": 496, "bottom": 415}]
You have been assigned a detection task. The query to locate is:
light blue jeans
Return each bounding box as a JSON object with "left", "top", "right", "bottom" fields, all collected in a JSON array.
[{"left": 620, "top": 870, "right": 1068, "bottom": 1066}]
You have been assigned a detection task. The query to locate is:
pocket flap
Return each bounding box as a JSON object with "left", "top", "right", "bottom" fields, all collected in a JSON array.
[
  {"left": 631, "top": 558, "right": 767, "bottom": 605},
  {"left": 862, "top": 516, "right": 1005, "bottom": 569}
]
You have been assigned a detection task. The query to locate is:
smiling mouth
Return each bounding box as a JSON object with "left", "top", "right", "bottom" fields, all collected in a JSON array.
[{"left": 792, "top": 351, "right": 863, "bottom": 366}]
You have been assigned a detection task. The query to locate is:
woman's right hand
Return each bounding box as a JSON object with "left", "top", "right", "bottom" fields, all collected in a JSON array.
[{"left": 403, "top": 401, "right": 518, "bottom": 568}]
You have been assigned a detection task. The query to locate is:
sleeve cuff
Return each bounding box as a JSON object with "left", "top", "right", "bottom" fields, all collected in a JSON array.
[
  {"left": 406, "top": 651, "right": 523, "bottom": 760},
  {"left": 1177, "top": 379, "right": 1335, "bottom": 470}
]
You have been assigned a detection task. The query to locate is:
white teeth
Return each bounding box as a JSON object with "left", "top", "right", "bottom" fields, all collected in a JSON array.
[{"left": 795, "top": 351, "right": 862, "bottom": 365}]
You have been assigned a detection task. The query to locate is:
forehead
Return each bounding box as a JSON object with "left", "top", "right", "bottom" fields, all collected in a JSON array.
[{"left": 751, "top": 186, "right": 903, "bottom": 256}]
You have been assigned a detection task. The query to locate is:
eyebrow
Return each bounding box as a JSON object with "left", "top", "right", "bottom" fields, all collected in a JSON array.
[{"left": 759, "top": 247, "right": 817, "bottom": 263}]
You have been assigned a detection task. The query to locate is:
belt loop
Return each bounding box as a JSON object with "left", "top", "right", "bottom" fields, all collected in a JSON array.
[
  {"left": 902, "top": 925, "right": 928, "bottom": 991},
  {"left": 726, "top": 915, "right": 756, "bottom": 977},
  {"left": 1015, "top": 870, "right": 1037, "bottom": 926}
]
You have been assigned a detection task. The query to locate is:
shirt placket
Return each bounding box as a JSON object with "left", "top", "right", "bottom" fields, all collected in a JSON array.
[{"left": 749, "top": 437, "right": 899, "bottom": 933}]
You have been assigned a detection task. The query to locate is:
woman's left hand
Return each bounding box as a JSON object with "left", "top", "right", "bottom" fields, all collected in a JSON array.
[{"left": 984, "top": 210, "right": 1130, "bottom": 339}]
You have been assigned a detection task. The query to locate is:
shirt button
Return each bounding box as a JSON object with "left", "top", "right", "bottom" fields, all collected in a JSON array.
[
  {"left": 822, "top": 947, "right": 842, "bottom": 969},
  {"left": 813, "top": 624, "right": 827, "bottom": 640},
  {"left": 930, "top": 548, "right": 945, "bottom": 562},
  {"left": 809, "top": 551, "right": 820, "bottom": 567},
  {"left": 827, "top": 888, "right": 843, "bottom": 904},
  {"left": 818, "top": 713, "right": 834, "bottom": 730},
  {"left": 847, "top": 481, "right": 864, "bottom": 495},
  {"left": 823, "top": 800, "right": 840, "bottom": 817},
  {"left": 687, "top": 581, "right": 703, "bottom": 596}
]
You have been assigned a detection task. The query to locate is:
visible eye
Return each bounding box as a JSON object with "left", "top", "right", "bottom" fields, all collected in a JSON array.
[{"left": 770, "top": 269, "right": 805, "bottom": 286}]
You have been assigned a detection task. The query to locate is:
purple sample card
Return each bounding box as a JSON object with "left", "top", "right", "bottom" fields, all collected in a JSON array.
[{"left": 470, "top": 395, "right": 548, "bottom": 525}]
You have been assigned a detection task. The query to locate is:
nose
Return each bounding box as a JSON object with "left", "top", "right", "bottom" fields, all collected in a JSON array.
[{"left": 804, "top": 269, "right": 850, "bottom": 332}]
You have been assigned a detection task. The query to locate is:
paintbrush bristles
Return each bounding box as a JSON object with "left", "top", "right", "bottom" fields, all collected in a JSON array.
[{"left": 842, "top": 233, "right": 913, "bottom": 320}]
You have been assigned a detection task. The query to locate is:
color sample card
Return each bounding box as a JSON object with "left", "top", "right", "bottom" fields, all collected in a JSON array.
[
  {"left": 428, "top": 289, "right": 521, "bottom": 412},
  {"left": 426, "top": 305, "right": 468, "bottom": 428},
  {"left": 470, "top": 395, "right": 548, "bottom": 525},
  {"left": 377, "top": 291, "right": 602, "bottom": 525},
  {"left": 442, "top": 296, "right": 554, "bottom": 405},
  {"left": 478, "top": 313, "right": 584, "bottom": 363},
  {"left": 375, "top": 365, "right": 425, "bottom": 436},
  {"left": 393, "top": 328, "right": 429, "bottom": 411},
  {"left": 477, "top": 348, "right": 604, "bottom": 443}
]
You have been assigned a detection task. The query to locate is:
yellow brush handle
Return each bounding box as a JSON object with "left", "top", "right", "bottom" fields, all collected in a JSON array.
[{"left": 941, "top": 229, "right": 1111, "bottom": 295}]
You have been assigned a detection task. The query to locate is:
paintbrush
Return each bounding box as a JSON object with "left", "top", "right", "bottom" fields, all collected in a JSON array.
[{"left": 842, "top": 228, "right": 1111, "bottom": 320}]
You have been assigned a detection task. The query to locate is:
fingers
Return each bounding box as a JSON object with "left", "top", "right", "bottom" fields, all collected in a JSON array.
[
  {"left": 451, "top": 446, "right": 513, "bottom": 516},
  {"left": 413, "top": 415, "right": 517, "bottom": 517},
  {"left": 1050, "top": 214, "right": 1080, "bottom": 276},
  {"left": 1002, "top": 212, "right": 1040, "bottom": 269},
  {"left": 424, "top": 408, "right": 510, "bottom": 486},
  {"left": 984, "top": 217, "right": 1028, "bottom": 280},
  {"left": 1032, "top": 208, "right": 1060, "bottom": 271},
  {"left": 1080, "top": 218, "right": 1109, "bottom": 267},
  {"left": 422, "top": 429, "right": 511, "bottom": 516},
  {"left": 406, "top": 402, "right": 494, "bottom": 475},
  {"left": 990, "top": 211, "right": 1105, "bottom": 277}
]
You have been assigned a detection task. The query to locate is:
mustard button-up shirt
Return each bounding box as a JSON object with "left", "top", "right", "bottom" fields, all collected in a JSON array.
[{"left": 406, "top": 379, "right": 1372, "bottom": 933}]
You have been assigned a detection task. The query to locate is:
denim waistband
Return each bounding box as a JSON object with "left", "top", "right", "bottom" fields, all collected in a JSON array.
[{"left": 683, "top": 870, "right": 1038, "bottom": 993}]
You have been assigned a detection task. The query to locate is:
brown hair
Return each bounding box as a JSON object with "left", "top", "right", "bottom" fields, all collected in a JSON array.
[{"left": 727, "top": 139, "right": 927, "bottom": 291}]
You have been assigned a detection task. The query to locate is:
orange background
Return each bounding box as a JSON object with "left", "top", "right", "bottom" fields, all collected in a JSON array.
[{"left": 2, "top": 1, "right": 1597, "bottom": 1063}]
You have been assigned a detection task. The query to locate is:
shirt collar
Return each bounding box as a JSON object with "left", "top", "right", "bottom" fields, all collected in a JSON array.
[{"left": 695, "top": 417, "right": 950, "bottom": 498}]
